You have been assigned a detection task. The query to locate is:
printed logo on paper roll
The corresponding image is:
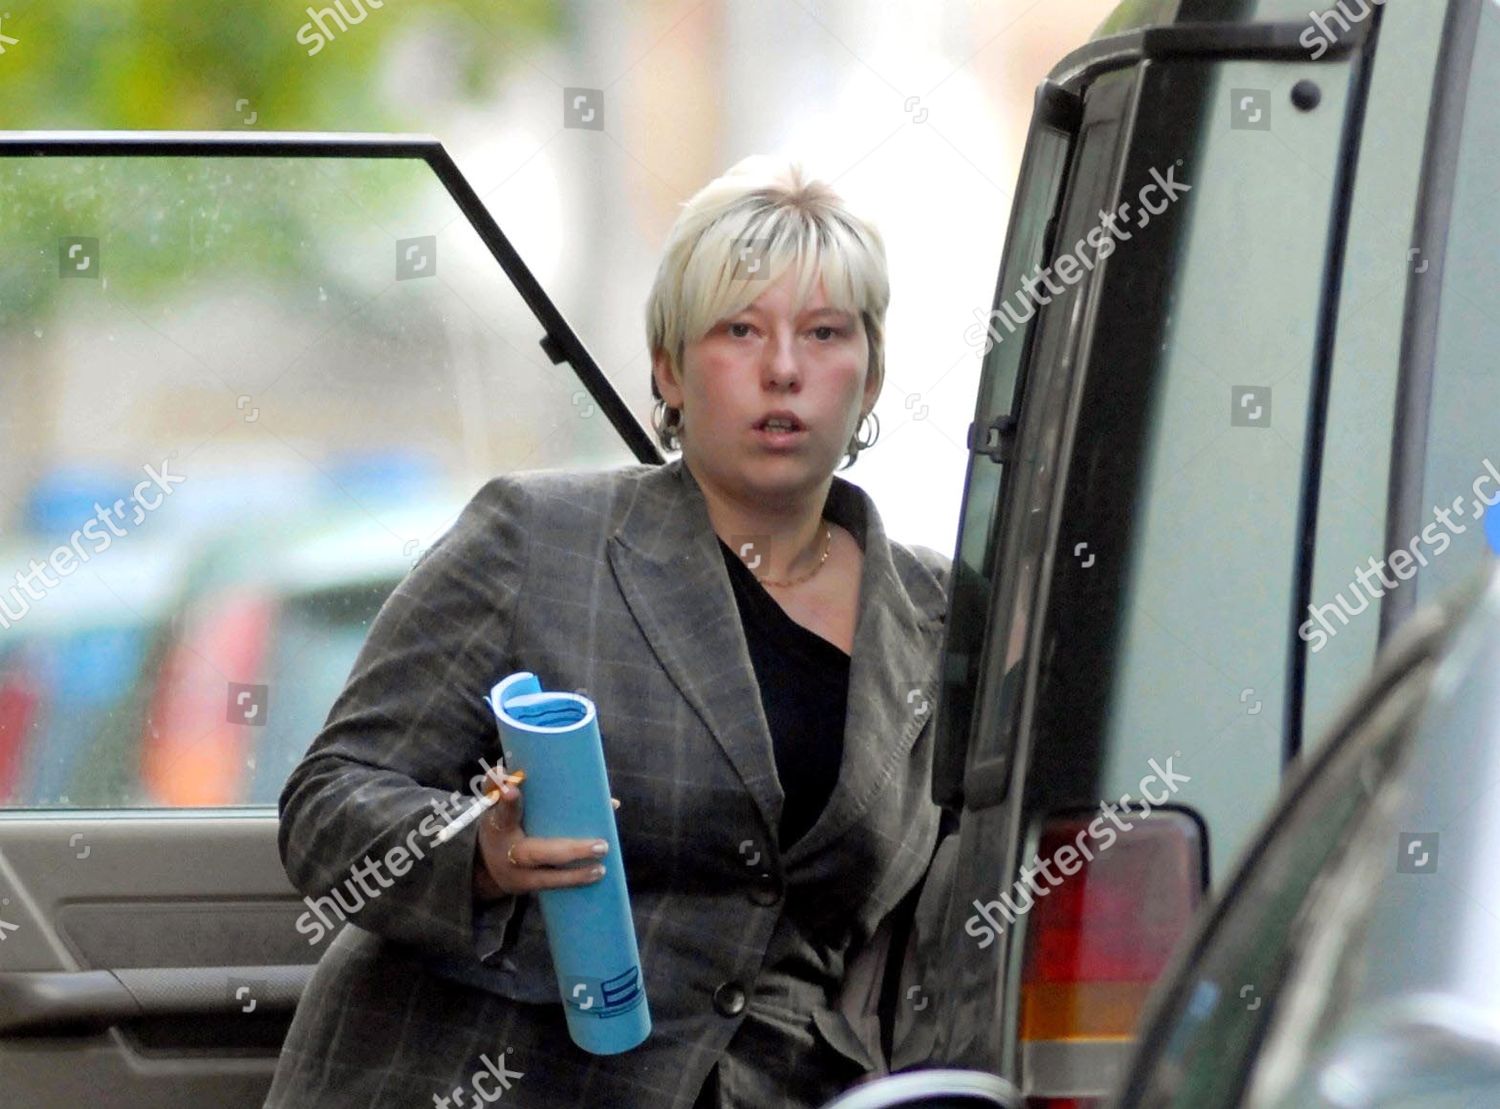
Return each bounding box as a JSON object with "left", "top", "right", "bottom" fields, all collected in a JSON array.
[{"left": 564, "top": 966, "right": 644, "bottom": 1019}]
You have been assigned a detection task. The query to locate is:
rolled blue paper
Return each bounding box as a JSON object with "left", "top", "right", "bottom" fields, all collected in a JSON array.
[{"left": 487, "top": 671, "right": 650, "bottom": 1055}]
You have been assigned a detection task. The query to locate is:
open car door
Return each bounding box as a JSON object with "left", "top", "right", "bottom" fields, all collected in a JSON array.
[{"left": 0, "top": 131, "right": 658, "bottom": 1106}]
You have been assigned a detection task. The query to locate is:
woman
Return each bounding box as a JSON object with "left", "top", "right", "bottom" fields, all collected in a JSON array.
[{"left": 264, "top": 155, "right": 952, "bottom": 1108}]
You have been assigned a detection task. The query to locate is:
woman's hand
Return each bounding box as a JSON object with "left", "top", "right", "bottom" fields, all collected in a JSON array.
[{"left": 473, "top": 765, "right": 619, "bottom": 900}]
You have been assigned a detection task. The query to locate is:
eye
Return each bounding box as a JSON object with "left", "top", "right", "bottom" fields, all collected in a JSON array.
[
  {"left": 811, "top": 325, "right": 844, "bottom": 341},
  {"left": 727, "top": 321, "right": 753, "bottom": 338}
]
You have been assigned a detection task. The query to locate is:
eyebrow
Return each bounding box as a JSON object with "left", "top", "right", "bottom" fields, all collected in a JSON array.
[{"left": 730, "top": 305, "right": 856, "bottom": 323}]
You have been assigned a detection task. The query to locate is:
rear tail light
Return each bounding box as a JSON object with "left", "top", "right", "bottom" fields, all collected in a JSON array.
[{"left": 1018, "top": 808, "right": 1205, "bottom": 1104}]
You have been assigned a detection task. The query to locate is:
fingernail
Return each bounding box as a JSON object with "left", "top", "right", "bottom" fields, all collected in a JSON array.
[
  {"left": 593, "top": 865, "right": 606, "bottom": 877},
  {"left": 499, "top": 784, "right": 516, "bottom": 799},
  {"left": 591, "top": 841, "right": 608, "bottom": 855}
]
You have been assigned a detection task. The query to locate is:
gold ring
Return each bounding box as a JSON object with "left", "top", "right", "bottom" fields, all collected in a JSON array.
[{"left": 506, "top": 840, "right": 523, "bottom": 868}]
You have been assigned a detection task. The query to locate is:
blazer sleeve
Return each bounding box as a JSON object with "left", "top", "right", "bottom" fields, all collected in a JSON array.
[{"left": 276, "top": 473, "right": 533, "bottom": 966}]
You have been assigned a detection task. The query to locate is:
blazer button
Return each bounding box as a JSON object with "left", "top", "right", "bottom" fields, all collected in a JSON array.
[
  {"left": 712, "top": 981, "right": 747, "bottom": 1018},
  {"left": 747, "top": 872, "right": 782, "bottom": 906}
]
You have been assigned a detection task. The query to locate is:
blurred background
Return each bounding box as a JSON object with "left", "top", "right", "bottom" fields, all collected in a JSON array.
[{"left": 0, "top": 0, "right": 1118, "bottom": 808}]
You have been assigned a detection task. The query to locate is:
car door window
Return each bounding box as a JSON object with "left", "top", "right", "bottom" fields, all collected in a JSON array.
[
  {"left": 0, "top": 147, "right": 644, "bottom": 809},
  {"left": 933, "top": 89, "right": 1075, "bottom": 807}
]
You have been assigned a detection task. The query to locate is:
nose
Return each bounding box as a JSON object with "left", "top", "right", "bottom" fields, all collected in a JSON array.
[{"left": 761, "top": 328, "right": 800, "bottom": 392}]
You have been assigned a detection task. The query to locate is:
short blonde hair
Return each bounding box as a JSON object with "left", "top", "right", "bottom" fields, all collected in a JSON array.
[{"left": 645, "top": 155, "right": 889, "bottom": 467}]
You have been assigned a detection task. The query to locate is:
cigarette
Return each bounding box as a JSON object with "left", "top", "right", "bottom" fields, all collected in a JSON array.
[{"left": 431, "top": 770, "right": 525, "bottom": 846}]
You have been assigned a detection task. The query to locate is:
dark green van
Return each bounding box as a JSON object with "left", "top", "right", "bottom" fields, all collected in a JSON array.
[{"left": 845, "top": 0, "right": 1500, "bottom": 1104}]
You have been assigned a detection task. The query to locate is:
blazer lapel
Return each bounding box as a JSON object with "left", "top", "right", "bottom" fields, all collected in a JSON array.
[
  {"left": 607, "top": 458, "right": 946, "bottom": 856},
  {"left": 607, "top": 459, "right": 785, "bottom": 838},
  {"left": 784, "top": 476, "right": 945, "bottom": 863}
]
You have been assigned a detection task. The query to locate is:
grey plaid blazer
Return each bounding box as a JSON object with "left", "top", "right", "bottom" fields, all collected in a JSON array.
[{"left": 265, "top": 456, "right": 952, "bottom": 1108}]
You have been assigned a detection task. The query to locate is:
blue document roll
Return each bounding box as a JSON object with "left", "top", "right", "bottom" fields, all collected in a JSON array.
[{"left": 487, "top": 671, "right": 651, "bottom": 1055}]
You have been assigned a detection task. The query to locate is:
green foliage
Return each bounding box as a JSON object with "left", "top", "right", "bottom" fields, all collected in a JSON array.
[
  {"left": 0, "top": 1, "right": 563, "bottom": 326},
  {"left": 0, "top": 0, "right": 560, "bottom": 131},
  {"left": 0, "top": 156, "right": 441, "bottom": 328}
]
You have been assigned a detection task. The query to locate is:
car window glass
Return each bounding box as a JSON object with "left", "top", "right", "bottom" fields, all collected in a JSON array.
[
  {"left": 936, "top": 106, "right": 1073, "bottom": 794},
  {"left": 970, "top": 91, "right": 1125, "bottom": 771},
  {"left": 0, "top": 153, "right": 637, "bottom": 809}
]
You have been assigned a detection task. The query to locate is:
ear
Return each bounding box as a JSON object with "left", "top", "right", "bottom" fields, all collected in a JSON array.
[
  {"left": 861, "top": 357, "right": 883, "bottom": 415},
  {"left": 652, "top": 347, "right": 683, "bottom": 409}
]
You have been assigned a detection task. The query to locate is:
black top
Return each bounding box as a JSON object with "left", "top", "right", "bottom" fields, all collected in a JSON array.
[{"left": 717, "top": 536, "right": 851, "bottom": 849}]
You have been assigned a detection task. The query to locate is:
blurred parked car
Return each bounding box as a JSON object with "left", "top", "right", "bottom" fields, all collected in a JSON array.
[
  {"left": 136, "top": 500, "right": 464, "bottom": 806},
  {"left": 0, "top": 513, "right": 187, "bottom": 808}
]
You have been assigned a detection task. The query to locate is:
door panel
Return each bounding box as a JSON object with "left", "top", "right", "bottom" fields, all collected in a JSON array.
[
  {"left": 0, "top": 134, "right": 650, "bottom": 1105},
  {"left": 0, "top": 816, "right": 315, "bottom": 1105}
]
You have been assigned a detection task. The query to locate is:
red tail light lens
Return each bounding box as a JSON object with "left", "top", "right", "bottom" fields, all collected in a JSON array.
[{"left": 1019, "top": 809, "right": 1205, "bottom": 1101}]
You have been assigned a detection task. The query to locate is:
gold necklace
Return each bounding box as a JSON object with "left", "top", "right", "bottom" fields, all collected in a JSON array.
[{"left": 757, "top": 521, "right": 833, "bottom": 588}]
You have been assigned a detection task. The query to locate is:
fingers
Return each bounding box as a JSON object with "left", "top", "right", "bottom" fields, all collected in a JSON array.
[
  {"left": 485, "top": 772, "right": 622, "bottom": 826},
  {"left": 477, "top": 772, "right": 622, "bottom": 893},
  {"left": 505, "top": 857, "right": 607, "bottom": 893},
  {"left": 501, "top": 835, "right": 607, "bottom": 892},
  {"left": 507, "top": 870, "right": 606, "bottom": 894},
  {"left": 481, "top": 777, "right": 523, "bottom": 836},
  {"left": 483, "top": 765, "right": 525, "bottom": 803},
  {"left": 510, "top": 835, "right": 608, "bottom": 869}
]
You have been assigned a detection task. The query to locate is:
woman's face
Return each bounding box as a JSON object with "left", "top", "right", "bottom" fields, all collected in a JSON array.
[{"left": 655, "top": 267, "right": 879, "bottom": 501}]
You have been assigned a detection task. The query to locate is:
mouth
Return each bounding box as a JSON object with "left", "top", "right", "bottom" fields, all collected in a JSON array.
[
  {"left": 753, "top": 412, "right": 806, "bottom": 434},
  {"left": 752, "top": 412, "right": 808, "bottom": 449}
]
